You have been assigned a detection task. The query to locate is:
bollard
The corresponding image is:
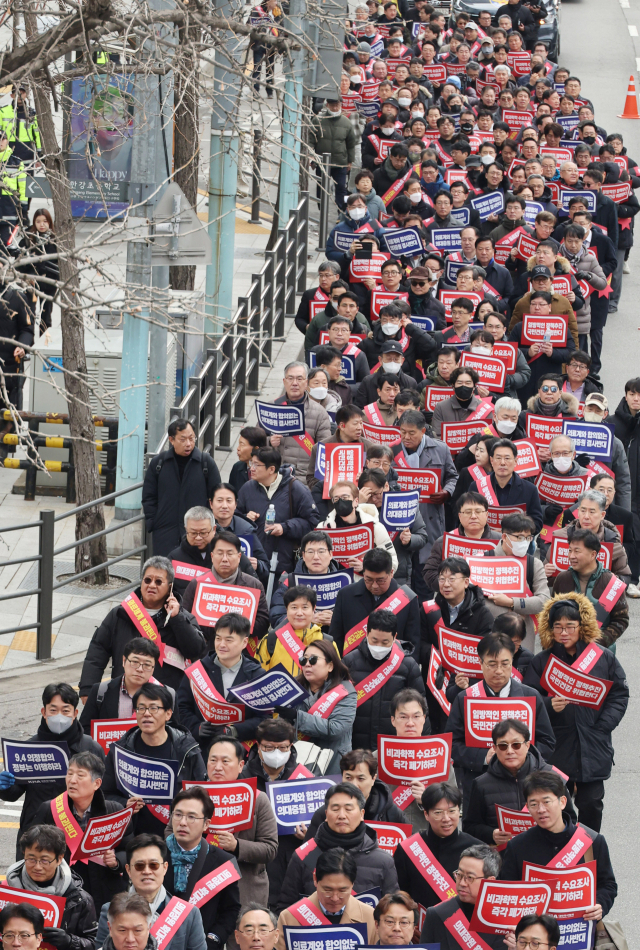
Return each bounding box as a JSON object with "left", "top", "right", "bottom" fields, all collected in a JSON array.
[
  {"left": 316, "top": 152, "right": 332, "bottom": 251},
  {"left": 250, "top": 129, "right": 263, "bottom": 225}
]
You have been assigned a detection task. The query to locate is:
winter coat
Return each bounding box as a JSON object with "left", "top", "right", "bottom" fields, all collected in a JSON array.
[
  {"left": 343, "top": 639, "right": 427, "bottom": 749},
  {"left": 0, "top": 717, "right": 104, "bottom": 858},
  {"left": 486, "top": 469, "right": 544, "bottom": 532},
  {"left": 142, "top": 446, "right": 221, "bottom": 556},
  {"left": 176, "top": 650, "right": 266, "bottom": 745},
  {"left": 276, "top": 824, "right": 398, "bottom": 913},
  {"left": 269, "top": 555, "right": 345, "bottom": 631},
  {"left": 306, "top": 780, "right": 406, "bottom": 840},
  {"left": 277, "top": 894, "right": 375, "bottom": 950},
  {"left": 96, "top": 892, "right": 207, "bottom": 950},
  {"left": 559, "top": 246, "right": 606, "bottom": 331},
  {"left": 304, "top": 301, "right": 371, "bottom": 348},
  {"left": 510, "top": 256, "right": 581, "bottom": 346},
  {"left": 538, "top": 458, "right": 589, "bottom": 526},
  {"left": 354, "top": 368, "right": 417, "bottom": 408},
  {"left": 518, "top": 391, "right": 581, "bottom": 437},
  {"left": 395, "top": 827, "right": 482, "bottom": 911},
  {"left": 509, "top": 321, "right": 577, "bottom": 403},
  {"left": 463, "top": 746, "right": 575, "bottom": 844},
  {"left": 431, "top": 393, "right": 488, "bottom": 439},
  {"left": 358, "top": 321, "right": 438, "bottom": 382},
  {"left": 486, "top": 541, "right": 550, "bottom": 651},
  {"left": 329, "top": 576, "right": 421, "bottom": 655},
  {"left": 420, "top": 586, "right": 495, "bottom": 669},
  {"left": 612, "top": 396, "right": 640, "bottom": 518},
  {"left": 236, "top": 466, "right": 321, "bottom": 576},
  {"left": 182, "top": 568, "right": 270, "bottom": 649},
  {"left": 558, "top": 372, "right": 604, "bottom": 399},
  {"left": 373, "top": 158, "right": 419, "bottom": 202},
  {"left": 392, "top": 505, "right": 429, "bottom": 587},
  {"left": 318, "top": 503, "right": 399, "bottom": 572},
  {"left": 78, "top": 587, "right": 206, "bottom": 695},
  {"left": 482, "top": 259, "right": 514, "bottom": 300},
  {"left": 33, "top": 788, "right": 126, "bottom": 912},
  {"left": 544, "top": 519, "right": 630, "bottom": 578},
  {"left": 422, "top": 896, "right": 506, "bottom": 950},
  {"left": 348, "top": 186, "right": 386, "bottom": 221},
  {"left": 267, "top": 393, "right": 332, "bottom": 483},
  {"left": 310, "top": 111, "right": 356, "bottom": 166},
  {"left": 362, "top": 129, "right": 403, "bottom": 171},
  {"left": 0, "top": 284, "right": 34, "bottom": 370},
  {"left": 326, "top": 210, "right": 383, "bottom": 265},
  {"left": 408, "top": 290, "right": 447, "bottom": 325},
  {"left": 290, "top": 679, "right": 358, "bottom": 773},
  {"left": 168, "top": 530, "right": 265, "bottom": 595},
  {"left": 524, "top": 592, "right": 630, "bottom": 782},
  {"left": 552, "top": 566, "right": 629, "bottom": 648},
  {"left": 423, "top": 527, "right": 501, "bottom": 593},
  {"left": 6, "top": 862, "right": 98, "bottom": 950},
  {"left": 488, "top": 215, "right": 533, "bottom": 244}
]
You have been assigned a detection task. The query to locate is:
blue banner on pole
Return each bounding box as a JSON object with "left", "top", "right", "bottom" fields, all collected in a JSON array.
[
  {"left": 113, "top": 746, "right": 178, "bottom": 802},
  {"left": 2, "top": 739, "right": 69, "bottom": 783},
  {"left": 409, "top": 315, "right": 436, "bottom": 331},
  {"left": 354, "top": 887, "right": 381, "bottom": 908},
  {"left": 562, "top": 420, "right": 614, "bottom": 459},
  {"left": 292, "top": 570, "right": 353, "bottom": 609},
  {"left": 382, "top": 227, "right": 425, "bottom": 258},
  {"left": 380, "top": 490, "right": 420, "bottom": 531},
  {"left": 431, "top": 229, "right": 463, "bottom": 252},
  {"left": 309, "top": 351, "right": 355, "bottom": 383},
  {"left": 560, "top": 190, "right": 596, "bottom": 212},
  {"left": 524, "top": 200, "right": 545, "bottom": 226},
  {"left": 228, "top": 664, "right": 308, "bottom": 711},
  {"left": 239, "top": 535, "right": 254, "bottom": 557},
  {"left": 449, "top": 207, "right": 470, "bottom": 227},
  {"left": 267, "top": 775, "right": 340, "bottom": 834},
  {"left": 471, "top": 191, "right": 505, "bottom": 220},
  {"left": 283, "top": 924, "right": 368, "bottom": 950},
  {"left": 255, "top": 401, "right": 305, "bottom": 436},
  {"left": 557, "top": 919, "right": 594, "bottom": 950}
]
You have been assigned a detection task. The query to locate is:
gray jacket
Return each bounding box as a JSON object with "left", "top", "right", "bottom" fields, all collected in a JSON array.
[
  {"left": 97, "top": 890, "right": 206, "bottom": 950},
  {"left": 294, "top": 678, "right": 357, "bottom": 773},
  {"left": 431, "top": 393, "right": 486, "bottom": 439},
  {"left": 270, "top": 392, "right": 332, "bottom": 482},
  {"left": 559, "top": 247, "right": 607, "bottom": 333},
  {"left": 235, "top": 790, "right": 279, "bottom": 907},
  {"left": 393, "top": 506, "right": 429, "bottom": 586},
  {"left": 395, "top": 436, "right": 459, "bottom": 561}
]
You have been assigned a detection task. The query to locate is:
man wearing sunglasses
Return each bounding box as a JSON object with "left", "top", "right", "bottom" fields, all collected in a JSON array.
[
  {"left": 518, "top": 374, "right": 581, "bottom": 466},
  {"left": 406, "top": 266, "right": 446, "bottom": 325}
]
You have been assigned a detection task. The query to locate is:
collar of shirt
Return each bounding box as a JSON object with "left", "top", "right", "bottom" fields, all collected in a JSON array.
[
  {"left": 319, "top": 900, "right": 346, "bottom": 918},
  {"left": 214, "top": 656, "right": 243, "bottom": 697},
  {"left": 486, "top": 680, "right": 511, "bottom": 697}
]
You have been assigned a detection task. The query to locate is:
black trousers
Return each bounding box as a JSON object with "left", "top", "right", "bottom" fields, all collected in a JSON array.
[
  {"left": 571, "top": 779, "right": 605, "bottom": 832},
  {"left": 252, "top": 44, "right": 275, "bottom": 92}
]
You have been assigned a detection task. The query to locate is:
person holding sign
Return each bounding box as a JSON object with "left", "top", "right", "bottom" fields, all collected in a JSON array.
[
  {"left": 319, "top": 481, "right": 399, "bottom": 573},
  {"left": 264, "top": 362, "right": 332, "bottom": 484},
  {"left": 268, "top": 530, "right": 345, "bottom": 632},
  {"left": 355, "top": 357, "right": 417, "bottom": 417},
  {"left": 499, "top": 770, "right": 618, "bottom": 921},
  {"left": 543, "top": 489, "right": 630, "bottom": 580},
  {"left": 258, "top": 585, "right": 328, "bottom": 672},
  {"left": 431, "top": 367, "right": 490, "bottom": 440},
  {"left": 309, "top": 315, "right": 370, "bottom": 385},
  {"left": 358, "top": 305, "right": 438, "bottom": 383},
  {"left": 209, "top": 485, "right": 270, "bottom": 587},
  {"left": 307, "top": 405, "right": 373, "bottom": 516},
  {"left": 486, "top": 440, "right": 544, "bottom": 531},
  {"left": 424, "top": 493, "right": 501, "bottom": 593},
  {"left": 510, "top": 293, "right": 577, "bottom": 404},
  {"left": 80, "top": 638, "right": 162, "bottom": 728},
  {"left": 0, "top": 907, "right": 47, "bottom": 950},
  {"left": 6, "top": 825, "right": 98, "bottom": 950},
  {"left": 518, "top": 373, "right": 580, "bottom": 465},
  {"left": 524, "top": 596, "right": 629, "bottom": 831},
  {"left": 463, "top": 718, "right": 575, "bottom": 846},
  {"left": 276, "top": 847, "right": 376, "bottom": 948}
]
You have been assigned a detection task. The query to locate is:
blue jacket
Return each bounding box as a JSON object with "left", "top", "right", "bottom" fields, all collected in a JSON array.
[
  {"left": 420, "top": 173, "right": 449, "bottom": 199},
  {"left": 326, "top": 210, "right": 382, "bottom": 265}
]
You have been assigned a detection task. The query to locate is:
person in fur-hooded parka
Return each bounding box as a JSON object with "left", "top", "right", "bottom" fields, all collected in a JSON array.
[{"left": 509, "top": 255, "right": 580, "bottom": 347}]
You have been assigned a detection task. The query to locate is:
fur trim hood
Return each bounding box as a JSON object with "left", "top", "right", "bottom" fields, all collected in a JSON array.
[
  {"left": 526, "top": 255, "right": 571, "bottom": 274},
  {"left": 537, "top": 591, "right": 602, "bottom": 650},
  {"left": 526, "top": 391, "right": 580, "bottom": 417}
]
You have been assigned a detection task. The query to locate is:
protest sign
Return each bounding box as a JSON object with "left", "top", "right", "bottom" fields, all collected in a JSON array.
[
  {"left": 73, "top": 806, "right": 134, "bottom": 860},
  {"left": 560, "top": 190, "right": 596, "bottom": 212},
  {"left": 423, "top": 64, "right": 447, "bottom": 83},
  {"left": 539, "top": 146, "right": 573, "bottom": 163},
  {"left": 515, "top": 230, "right": 540, "bottom": 262},
  {"left": 309, "top": 301, "right": 327, "bottom": 320},
  {"left": 0, "top": 884, "right": 65, "bottom": 928},
  {"left": 377, "top": 734, "right": 452, "bottom": 786},
  {"left": 185, "top": 661, "right": 246, "bottom": 724},
  {"left": 332, "top": 230, "right": 361, "bottom": 253},
  {"left": 228, "top": 664, "right": 307, "bottom": 711},
  {"left": 495, "top": 805, "right": 536, "bottom": 837},
  {"left": 382, "top": 228, "right": 424, "bottom": 257},
  {"left": 491, "top": 341, "right": 518, "bottom": 373},
  {"left": 268, "top": 775, "right": 339, "bottom": 834},
  {"left": 522, "top": 314, "right": 568, "bottom": 345},
  {"left": 356, "top": 100, "right": 380, "bottom": 118},
  {"left": 349, "top": 252, "right": 388, "bottom": 283},
  {"left": 602, "top": 181, "right": 631, "bottom": 203},
  {"left": 315, "top": 523, "right": 375, "bottom": 565},
  {"left": 309, "top": 351, "right": 355, "bottom": 384},
  {"left": 353, "top": 887, "right": 381, "bottom": 909},
  {"left": 255, "top": 401, "right": 305, "bottom": 436},
  {"left": 425, "top": 386, "right": 453, "bottom": 411},
  {"left": 426, "top": 646, "right": 451, "bottom": 716},
  {"left": 91, "top": 719, "right": 137, "bottom": 754},
  {"left": 557, "top": 920, "right": 594, "bottom": 950},
  {"left": 113, "top": 746, "right": 178, "bottom": 801},
  {"left": 409, "top": 315, "right": 436, "bottom": 332},
  {"left": 432, "top": 229, "right": 463, "bottom": 253},
  {"left": 442, "top": 534, "right": 499, "bottom": 559},
  {"left": 524, "top": 201, "right": 545, "bottom": 226},
  {"left": 366, "top": 821, "right": 413, "bottom": 855},
  {"left": 562, "top": 420, "right": 614, "bottom": 460},
  {"left": 184, "top": 778, "right": 257, "bottom": 832},
  {"left": 526, "top": 414, "right": 567, "bottom": 445},
  {"left": 442, "top": 420, "right": 491, "bottom": 453},
  {"left": 323, "top": 443, "right": 364, "bottom": 499},
  {"left": 513, "top": 439, "right": 541, "bottom": 477},
  {"left": 464, "top": 697, "right": 536, "bottom": 748},
  {"left": 523, "top": 862, "right": 597, "bottom": 918},
  {"left": 551, "top": 275, "right": 571, "bottom": 296},
  {"left": 494, "top": 227, "right": 527, "bottom": 264},
  {"left": 549, "top": 536, "right": 613, "bottom": 573},
  {"left": 439, "top": 290, "right": 482, "bottom": 317},
  {"left": 283, "top": 924, "right": 368, "bottom": 950},
  {"left": 471, "top": 191, "right": 505, "bottom": 220},
  {"left": 557, "top": 115, "right": 580, "bottom": 134},
  {"left": 293, "top": 571, "right": 352, "bottom": 610},
  {"left": 467, "top": 556, "right": 528, "bottom": 596},
  {"left": 172, "top": 560, "right": 210, "bottom": 585},
  {"left": 438, "top": 627, "right": 482, "bottom": 676},
  {"left": 2, "top": 740, "right": 69, "bottom": 783},
  {"left": 541, "top": 654, "right": 613, "bottom": 708},
  {"left": 361, "top": 422, "right": 402, "bottom": 445},
  {"left": 502, "top": 110, "right": 533, "bottom": 131},
  {"left": 535, "top": 473, "right": 587, "bottom": 506},
  {"left": 449, "top": 207, "right": 470, "bottom": 228},
  {"left": 191, "top": 581, "right": 259, "bottom": 629},
  {"left": 471, "top": 881, "right": 551, "bottom": 933},
  {"left": 239, "top": 536, "right": 253, "bottom": 559},
  {"left": 460, "top": 352, "right": 507, "bottom": 392},
  {"left": 445, "top": 257, "right": 467, "bottom": 285},
  {"left": 395, "top": 468, "right": 441, "bottom": 500},
  {"left": 380, "top": 491, "right": 420, "bottom": 532},
  {"left": 486, "top": 505, "right": 526, "bottom": 531},
  {"left": 445, "top": 168, "right": 470, "bottom": 185},
  {"left": 370, "top": 290, "right": 409, "bottom": 320}
]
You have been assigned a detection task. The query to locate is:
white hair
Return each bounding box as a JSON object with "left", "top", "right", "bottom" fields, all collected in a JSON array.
[
  {"left": 184, "top": 506, "right": 215, "bottom": 529},
  {"left": 550, "top": 434, "right": 575, "bottom": 451},
  {"left": 284, "top": 361, "right": 309, "bottom": 378},
  {"left": 494, "top": 65, "right": 511, "bottom": 77},
  {"left": 494, "top": 397, "right": 521, "bottom": 414}
]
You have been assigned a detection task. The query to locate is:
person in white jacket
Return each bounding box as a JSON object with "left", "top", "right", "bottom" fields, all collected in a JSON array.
[{"left": 318, "top": 480, "right": 399, "bottom": 574}]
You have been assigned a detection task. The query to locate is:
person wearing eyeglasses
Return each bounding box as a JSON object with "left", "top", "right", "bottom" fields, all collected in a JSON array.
[
  {"left": 420, "top": 844, "right": 505, "bottom": 950},
  {"left": 0, "top": 905, "right": 45, "bottom": 950},
  {"left": 373, "top": 891, "right": 416, "bottom": 946},
  {"left": 80, "top": 638, "right": 162, "bottom": 727},
  {"left": 463, "top": 718, "right": 576, "bottom": 846},
  {"left": 235, "top": 905, "right": 279, "bottom": 950},
  {"left": 79, "top": 557, "right": 206, "bottom": 702},
  {"left": 508, "top": 915, "right": 560, "bottom": 950},
  {"left": 5, "top": 826, "right": 97, "bottom": 950},
  {"left": 517, "top": 373, "right": 581, "bottom": 466}
]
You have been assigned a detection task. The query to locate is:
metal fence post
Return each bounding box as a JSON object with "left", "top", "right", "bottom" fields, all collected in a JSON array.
[
  {"left": 316, "top": 153, "right": 331, "bottom": 251},
  {"left": 37, "top": 509, "right": 55, "bottom": 660},
  {"left": 250, "top": 130, "right": 263, "bottom": 225}
]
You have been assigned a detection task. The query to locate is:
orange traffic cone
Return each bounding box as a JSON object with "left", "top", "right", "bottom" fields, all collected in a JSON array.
[{"left": 618, "top": 75, "right": 640, "bottom": 118}]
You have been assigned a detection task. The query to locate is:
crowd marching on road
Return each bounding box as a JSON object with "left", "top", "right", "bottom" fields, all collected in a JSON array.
[{"left": 0, "top": 2, "right": 637, "bottom": 950}]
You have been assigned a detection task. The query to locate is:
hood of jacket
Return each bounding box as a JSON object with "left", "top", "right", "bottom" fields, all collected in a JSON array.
[
  {"left": 537, "top": 591, "right": 602, "bottom": 650},
  {"left": 526, "top": 254, "right": 571, "bottom": 274},
  {"left": 526, "top": 391, "right": 580, "bottom": 417},
  {"left": 542, "top": 459, "right": 588, "bottom": 478}
]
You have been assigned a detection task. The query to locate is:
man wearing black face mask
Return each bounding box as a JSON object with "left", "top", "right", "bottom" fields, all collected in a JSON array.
[
  {"left": 432, "top": 367, "right": 485, "bottom": 439},
  {"left": 0, "top": 683, "right": 104, "bottom": 858}
]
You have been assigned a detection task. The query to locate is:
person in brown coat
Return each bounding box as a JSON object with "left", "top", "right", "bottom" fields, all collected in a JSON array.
[{"left": 509, "top": 258, "right": 580, "bottom": 347}]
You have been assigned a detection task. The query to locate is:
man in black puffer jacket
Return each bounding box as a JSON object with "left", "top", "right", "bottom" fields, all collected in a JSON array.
[
  {"left": 343, "top": 609, "right": 427, "bottom": 750},
  {"left": 613, "top": 382, "right": 640, "bottom": 596}
]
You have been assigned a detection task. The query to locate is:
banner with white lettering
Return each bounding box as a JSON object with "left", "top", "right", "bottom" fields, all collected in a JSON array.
[
  {"left": 314, "top": 524, "right": 375, "bottom": 566},
  {"left": 91, "top": 719, "right": 137, "bottom": 754},
  {"left": 432, "top": 229, "right": 463, "bottom": 253},
  {"left": 268, "top": 775, "right": 340, "bottom": 834},
  {"left": 557, "top": 919, "right": 595, "bottom": 950},
  {"left": 0, "top": 884, "right": 65, "bottom": 928},
  {"left": 548, "top": 536, "right": 612, "bottom": 574},
  {"left": 188, "top": 859, "right": 242, "bottom": 907},
  {"left": 513, "top": 439, "right": 541, "bottom": 478},
  {"left": 380, "top": 490, "right": 420, "bottom": 531},
  {"left": 526, "top": 414, "right": 566, "bottom": 446},
  {"left": 255, "top": 401, "right": 305, "bottom": 436},
  {"left": 522, "top": 314, "right": 568, "bottom": 346},
  {"left": 293, "top": 571, "right": 353, "bottom": 609},
  {"left": 523, "top": 861, "right": 597, "bottom": 918},
  {"left": 534, "top": 473, "right": 587, "bottom": 506},
  {"left": 541, "top": 654, "right": 613, "bottom": 708},
  {"left": 227, "top": 664, "right": 308, "bottom": 711},
  {"left": 283, "top": 924, "right": 368, "bottom": 950},
  {"left": 464, "top": 697, "right": 536, "bottom": 748},
  {"left": 442, "top": 535, "right": 499, "bottom": 559},
  {"left": 470, "top": 881, "right": 551, "bottom": 933},
  {"left": 460, "top": 352, "right": 507, "bottom": 392},
  {"left": 113, "top": 747, "right": 178, "bottom": 801},
  {"left": 438, "top": 627, "right": 482, "bottom": 676},
  {"left": 562, "top": 420, "right": 614, "bottom": 460},
  {"left": 559, "top": 190, "right": 596, "bottom": 213},
  {"left": 491, "top": 341, "right": 518, "bottom": 374},
  {"left": 467, "top": 556, "right": 528, "bottom": 596},
  {"left": 183, "top": 778, "right": 257, "bottom": 832},
  {"left": 361, "top": 422, "right": 402, "bottom": 445},
  {"left": 495, "top": 804, "right": 536, "bottom": 837},
  {"left": 383, "top": 227, "right": 424, "bottom": 257},
  {"left": 471, "top": 191, "right": 505, "bottom": 220},
  {"left": 73, "top": 807, "right": 134, "bottom": 860},
  {"left": 395, "top": 469, "right": 441, "bottom": 500},
  {"left": 191, "top": 581, "right": 259, "bottom": 629},
  {"left": 365, "top": 821, "right": 413, "bottom": 855},
  {"left": 377, "top": 733, "right": 452, "bottom": 786},
  {"left": 2, "top": 740, "right": 69, "bottom": 783}
]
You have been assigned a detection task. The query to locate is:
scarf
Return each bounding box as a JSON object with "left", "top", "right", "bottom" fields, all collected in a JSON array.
[
  {"left": 211, "top": 566, "right": 240, "bottom": 584},
  {"left": 166, "top": 834, "right": 201, "bottom": 893},
  {"left": 316, "top": 819, "right": 367, "bottom": 853},
  {"left": 130, "top": 883, "right": 167, "bottom": 921},
  {"left": 382, "top": 156, "right": 403, "bottom": 182},
  {"left": 561, "top": 243, "right": 586, "bottom": 267},
  {"left": 402, "top": 434, "right": 427, "bottom": 468},
  {"left": 533, "top": 396, "right": 561, "bottom": 416},
  {"left": 6, "top": 859, "right": 72, "bottom": 896}
]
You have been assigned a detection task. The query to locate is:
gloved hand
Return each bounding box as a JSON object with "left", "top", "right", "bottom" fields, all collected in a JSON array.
[
  {"left": 434, "top": 665, "right": 446, "bottom": 691},
  {"left": 43, "top": 929, "right": 72, "bottom": 950},
  {"left": 273, "top": 705, "right": 298, "bottom": 722},
  {"left": 0, "top": 771, "right": 15, "bottom": 789},
  {"left": 574, "top": 271, "right": 590, "bottom": 281},
  {"left": 199, "top": 722, "right": 221, "bottom": 739},
  {"left": 543, "top": 503, "right": 563, "bottom": 525}
]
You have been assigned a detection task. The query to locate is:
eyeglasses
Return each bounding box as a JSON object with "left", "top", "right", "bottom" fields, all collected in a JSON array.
[
  {"left": 238, "top": 927, "right": 276, "bottom": 936},
  {"left": 381, "top": 918, "right": 413, "bottom": 928},
  {"left": 453, "top": 870, "right": 484, "bottom": 884},
  {"left": 136, "top": 704, "right": 165, "bottom": 714},
  {"left": 173, "top": 811, "right": 206, "bottom": 824},
  {"left": 300, "top": 655, "right": 320, "bottom": 667},
  {"left": 186, "top": 529, "right": 211, "bottom": 539},
  {"left": 24, "top": 856, "right": 56, "bottom": 867},
  {"left": 126, "top": 659, "right": 155, "bottom": 672},
  {"left": 2, "top": 935, "right": 37, "bottom": 943},
  {"left": 516, "top": 939, "right": 549, "bottom": 949},
  {"left": 132, "top": 860, "right": 163, "bottom": 871},
  {"left": 540, "top": 385, "right": 559, "bottom": 393},
  {"left": 496, "top": 741, "right": 526, "bottom": 751},
  {"left": 552, "top": 623, "right": 580, "bottom": 633}
]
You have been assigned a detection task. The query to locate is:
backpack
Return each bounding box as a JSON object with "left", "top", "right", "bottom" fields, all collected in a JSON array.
[{"left": 96, "top": 679, "right": 175, "bottom": 708}]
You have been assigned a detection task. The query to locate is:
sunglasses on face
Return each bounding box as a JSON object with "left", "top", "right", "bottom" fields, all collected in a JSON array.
[
  {"left": 132, "top": 861, "right": 162, "bottom": 871},
  {"left": 411, "top": 280, "right": 428, "bottom": 287},
  {"left": 300, "top": 655, "right": 320, "bottom": 667},
  {"left": 496, "top": 741, "right": 526, "bottom": 751},
  {"left": 541, "top": 385, "right": 558, "bottom": 393}
]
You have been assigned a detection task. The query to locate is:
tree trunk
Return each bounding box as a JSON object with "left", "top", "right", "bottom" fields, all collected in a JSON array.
[
  {"left": 170, "top": 18, "right": 200, "bottom": 292},
  {"left": 25, "top": 9, "right": 108, "bottom": 582}
]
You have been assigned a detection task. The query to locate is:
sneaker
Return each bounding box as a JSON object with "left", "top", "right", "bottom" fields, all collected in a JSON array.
[
  {"left": 623, "top": 260, "right": 631, "bottom": 274},
  {"left": 626, "top": 583, "right": 640, "bottom": 598},
  {"left": 608, "top": 304, "right": 618, "bottom": 313}
]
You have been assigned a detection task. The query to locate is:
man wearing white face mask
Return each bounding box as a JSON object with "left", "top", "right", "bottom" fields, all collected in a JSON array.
[
  {"left": 355, "top": 341, "right": 418, "bottom": 410},
  {"left": 487, "top": 396, "right": 526, "bottom": 440},
  {"left": 538, "top": 435, "right": 589, "bottom": 536},
  {"left": 0, "top": 683, "right": 104, "bottom": 858},
  {"left": 359, "top": 303, "right": 438, "bottom": 383}
]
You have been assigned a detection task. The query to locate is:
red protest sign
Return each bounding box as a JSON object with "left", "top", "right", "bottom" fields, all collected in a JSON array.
[
  {"left": 192, "top": 581, "right": 259, "bottom": 629},
  {"left": 515, "top": 231, "right": 539, "bottom": 262},
  {"left": 471, "top": 880, "right": 551, "bottom": 934},
  {"left": 549, "top": 536, "right": 613, "bottom": 573},
  {"left": 502, "top": 109, "right": 534, "bottom": 131},
  {"left": 513, "top": 439, "right": 541, "bottom": 478},
  {"left": 526, "top": 413, "right": 566, "bottom": 446},
  {"left": 426, "top": 646, "right": 451, "bottom": 715},
  {"left": 523, "top": 862, "right": 597, "bottom": 918},
  {"left": 317, "top": 523, "right": 374, "bottom": 565},
  {"left": 439, "top": 290, "right": 482, "bottom": 318},
  {"left": 552, "top": 276, "right": 571, "bottom": 296},
  {"left": 442, "top": 534, "right": 499, "bottom": 559},
  {"left": 464, "top": 697, "right": 536, "bottom": 748},
  {"left": 183, "top": 778, "right": 257, "bottom": 832},
  {"left": 467, "top": 556, "right": 528, "bottom": 596},
  {"left": 360, "top": 80, "right": 381, "bottom": 101},
  {"left": 539, "top": 146, "right": 573, "bottom": 163},
  {"left": 366, "top": 820, "right": 413, "bottom": 854},
  {"left": 189, "top": 680, "right": 246, "bottom": 725},
  {"left": 495, "top": 805, "right": 536, "bottom": 837},
  {"left": 371, "top": 290, "right": 409, "bottom": 320},
  {"left": 535, "top": 473, "right": 587, "bottom": 506},
  {"left": 362, "top": 422, "right": 402, "bottom": 446},
  {"left": 494, "top": 227, "right": 527, "bottom": 264},
  {"left": 309, "top": 301, "right": 327, "bottom": 320},
  {"left": 423, "top": 64, "right": 447, "bottom": 83},
  {"left": 541, "top": 654, "right": 613, "bottom": 708},
  {"left": 522, "top": 314, "right": 568, "bottom": 346},
  {"left": 323, "top": 443, "right": 364, "bottom": 499},
  {"left": 395, "top": 468, "right": 441, "bottom": 500},
  {"left": 602, "top": 182, "right": 631, "bottom": 203},
  {"left": 348, "top": 252, "right": 388, "bottom": 283},
  {"left": 73, "top": 806, "right": 134, "bottom": 861},
  {"left": 507, "top": 50, "right": 531, "bottom": 70},
  {"left": 476, "top": 78, "right": 501, "bottom": 95},
  {"left": 491, "top": 341, "right": 518, "bottom": 374},
  {"left": 445, "top": 168, "right": 470, "bottom": 185},
  {"left": 0, "top": 885, "right": 66, "bottom": 928},
  {"left": 438, "top": 626, "right": 482, "bottom": 676},
  {"left": 442, "top": 420, "right": 492, "bottom": 453},
  {"left": 91, "top": 718, "right": 137, "bottom": 754},
  {"left": 486, "top": 505, "right": 526, "bottom": 531},
  {"left": 377, "top": 733, "right": 452, "bottom": 786},
  {"left": 425, "top": 386, "right": 453, "bottom": 411},
  {"left": 460, "top": 353, "right": 507, "bottom": 392}
]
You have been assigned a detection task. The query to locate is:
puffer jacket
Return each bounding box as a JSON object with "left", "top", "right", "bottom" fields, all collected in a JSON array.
[
  {"left": 524, "top": 592, "right": 629, "bottom": 782},
  {"left": 343, "top": 638, "right": 427, "bottom": 749},
  {"left": 345, "top": 186, "right": 386, "bottom": 221},
  {"left": 518, "top": 391, "right": 581, "bottom": 435},
  {"left": 510, "top": 255, "right": 581, "bottom": 346},
  {"left": 318, "top": 503, "right": 399, "bottom": 572},
  {"left": 558, "top": 245, "right": 606, "bottom": 332},
  {"left": 310, "top": 110, "right": 356, "bottom": 166},
  {"left": 6, "top": 861, "right": 98, "bottom": 950},
  {"left": 488, "top": 214, "right": 533, "bottom": 244},
  {"left": 267, "top": 393, "right": 332, "bottom": 483}
]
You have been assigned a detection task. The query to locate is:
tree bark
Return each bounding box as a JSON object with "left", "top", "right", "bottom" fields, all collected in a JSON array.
[
  {"left": 170, "top": 17, "right": 200, "bottom": 292},
  {"left": 25, "top": 8, "right": 108, "bottom": 582}
]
